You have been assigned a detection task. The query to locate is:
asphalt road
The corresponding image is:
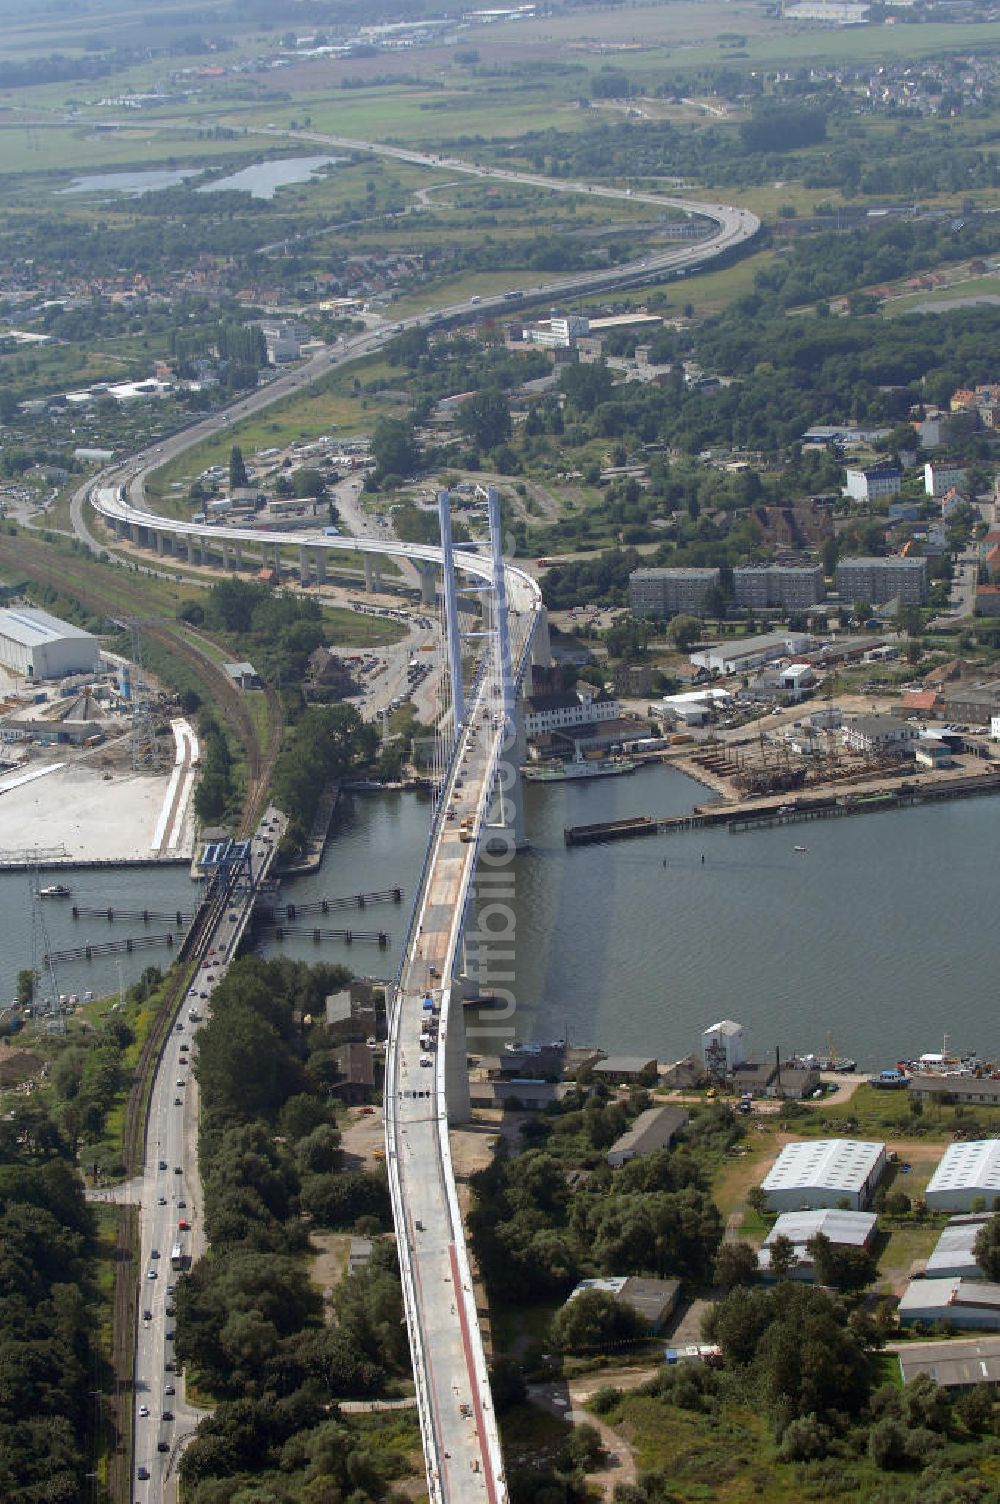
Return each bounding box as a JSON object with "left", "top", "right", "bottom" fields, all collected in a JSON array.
[{"left": 133, "top": 809, "right": 285, "bottom": 1503}]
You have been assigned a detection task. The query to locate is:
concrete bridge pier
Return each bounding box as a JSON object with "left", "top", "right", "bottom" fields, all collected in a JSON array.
[
  {"left": 316, "top": 552, "right": 326, "bottom": 585},
  {"left": 364, "top": 555, "right": 375, "bottom": 593},
  {"left": 222, "top": 542, "right": 230, "bottom": 571},
  {"left": 442, "top": 983, "right": 472, "bottom": 1125},
  {"left": 130, "top": 523, "right": 140, "bottom": 545},
  {"left": 416, "top": 561, "right": 437, "bottom": 607},
  {"left": 485, "top": 710, "right": 526, "bottom": 853},
  {"left": 272, "top": 545, "right": 282, "bottom": 579},
  {"left": 235, "top": 543, "right": 243, "bottom": 571},
  {"left": 155, "top": 531, "right": 165, "bottom": 556},
  {"left": 299, "top": 545, "right": 310, "bottom": 584},
  {"left": 532, "top": 604, "right": 552, "bottom": 668}
]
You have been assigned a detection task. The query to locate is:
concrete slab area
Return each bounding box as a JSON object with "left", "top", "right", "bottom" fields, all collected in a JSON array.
[{"left": 0, "top": 762, "right": 192, "bottom": 862}]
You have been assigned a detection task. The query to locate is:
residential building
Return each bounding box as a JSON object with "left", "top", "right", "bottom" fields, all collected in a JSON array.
[
  {"left": 925, "top": 1216, "right": 990, "bottom": 1280},
  {"left": 0, "top": 606, "right": 100, "bottom": 679},
  {"left": 835, "top": 555, "right": 929, "bottom": 606},
  {"left": 690, "top": 631, "right": 814, "bottom": 677},
  {"left": 758, "top": 1208, "right": 877, "bottom": 1278},
  {"left": 732, "top": 564, "right": 825, "bottom": 610},
  {"left": 976, "top": 586, "right": 1000, "bottom": 617},
  {"left": 566, "top": 1276, "right": 681, "bottom": 1333},
  {"left": 702, "top": 1019, "right": 746, "bottom": 1075},
  {"left": 629, "top": 567, "right": 721, "bottom": 619},
  {"left": 841, "top": 715, "right": 919, "bottom": 756},
  {"left": 898, "top": 1278, "right": 1000, "bottom": 1332},
  {"left": 926, "top": 1140, "right": 1000, "bottom": 1213},
  {"left": 329, "top": 1042, "right": 375, "bottom": 1104},
  {"left": 760, "top": 1138, "right": 887, "bottom": 1212},
  {"left": 325, "top": 979, "right": 387, "bottom": 1042},
  {"left": 607, "top": 1106, "right": 690, "bottom": 1168},
  {"left": 925, "top": 460, "right": 969, "bottom": 498},
  {"left": 843, "top": 464, "right": 901, "bottom": 504},
  {"left": 898, "top": 1337, "right": 1000, "bottom": 1390}
]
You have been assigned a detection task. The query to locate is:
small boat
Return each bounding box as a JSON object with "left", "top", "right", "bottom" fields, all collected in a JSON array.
[
  {"left": 38, "top": 884, "right": 71, "bottom": 898},
  {"left": 792, "top": 845, "right": 808, "bottom": 853}
]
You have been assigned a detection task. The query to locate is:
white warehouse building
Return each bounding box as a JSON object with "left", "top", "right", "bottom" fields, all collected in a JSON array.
[
  {"left": 925, "top": 1140, "right": 1000, "bottom": 1213},
  {"left": 761, "top": 1138, "right": 887, "bottom": 1212},
  {"left": 0, "top": 606, "right": 101, "bottom": 680}
]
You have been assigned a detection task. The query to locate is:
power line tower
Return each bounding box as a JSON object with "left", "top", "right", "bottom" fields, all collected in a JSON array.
[{"left": 28, "top": 858, "right": 63, "bottom": 1036}]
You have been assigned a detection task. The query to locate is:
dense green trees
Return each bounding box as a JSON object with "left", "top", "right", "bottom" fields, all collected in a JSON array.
[
  {"left": 271, "top": 704, "right": 378, "bottom": 848},
  {"left": 0, "top": 1107, "right": 97, "bottom": 1502},
  {"left": 459, "top": 388, "right": 512, "bottom": 452},
  {"left": 175, "top": 956, "right": 415, "bottom": 1497},
  {"left": 469, "top": 1107, "right": 723, "bottom": 1312}
]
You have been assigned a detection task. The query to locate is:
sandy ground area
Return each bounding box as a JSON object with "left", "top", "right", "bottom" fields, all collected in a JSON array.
[{"left": 0, "top": 762, "right": 192, "bottom": 861}]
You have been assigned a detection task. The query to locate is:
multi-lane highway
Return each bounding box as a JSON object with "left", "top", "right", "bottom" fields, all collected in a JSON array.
[
  {"left": 133, "top": 809, "right": 285, "bottom": 1502},
  {"left": 74, "top": 138, "right": 758, "bottom": 1504}
]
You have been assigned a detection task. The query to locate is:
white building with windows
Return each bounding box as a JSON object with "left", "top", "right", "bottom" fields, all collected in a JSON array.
[
  {"left": 761, "top": 1138, "right": 887, "bottom": 1212},
  {"left": 523, "top": 686, "right": 620, "bottom": 737},
  {"left": 841, "top": 715, "right": 918, "bottom": 756},
  {"left": 843, "top": 464, "right": 901, "bottom": 503}
]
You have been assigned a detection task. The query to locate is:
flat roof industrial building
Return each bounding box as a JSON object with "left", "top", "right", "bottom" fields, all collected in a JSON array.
[
  {"left": 898, "top": 1336, "right": 1000, "bottom": 1390},
  {"left": 925, "top": 1140, "right": 1000, "bottom": 1213},
  {"left": 758, "top": 1208, "right": 877, "bottom": 1276},
  {"left": 0, "top": 606, "right": 100, "bottom": 680},
  {"left": 607, "top": 1106, "right": 689, "bottom": 1168},
  {"left": 761, "top": 1138, "right": 887, "bottom": 1212},
  {"left": 899, "top": 1278, "right": 1000, "bottom": 1331},
  {"left": 925, "top": 1216, "right": 989, "bottom": 1280}
]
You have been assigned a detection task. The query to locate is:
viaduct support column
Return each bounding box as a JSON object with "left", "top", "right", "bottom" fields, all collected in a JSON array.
[
  {"left": 437, "top": 490, "right": 464, "bottom": 740},
  {"left": 316, "top": 552, "right": 326, "bottom": 585},
  {"left": 532, "top": 603, "right": 552, "bottom": 669},
  {"left": 373, "top": 559, "right": 383, "bottom": 592},
  {"left": 363, "top": 556, "right": 375, "bottom": 594},
  {"left": 155, "top": 531, "right": 165, "bottom": 556},
  {"left": 273, "top": 545, "right": 281, "bottom": 580},
  {"left": 235, "top": 543, "right": 243, "bottom": 571},
  {"left": 222, "top": 542, "right": 230, "bottom": 571},
  {"left": 299, "top": 545, "right": 309, "bottom": 585},
  {"left": 416, "top": 561, "right": 437, "bottom": 607},
  {"left": 443, "top": 983, "right": 471, "bottom": 1126},
  {"left": 130, "top": 523, "right": 140, "bottom": 545}
]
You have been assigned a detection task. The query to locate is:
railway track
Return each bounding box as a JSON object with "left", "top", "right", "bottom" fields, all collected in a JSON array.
[{"left": 0, "top": 533, "right": 281, "bottom": 827}]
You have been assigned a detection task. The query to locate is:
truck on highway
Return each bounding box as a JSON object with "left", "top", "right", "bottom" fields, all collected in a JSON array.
[{"left": 170, "top": 1241, "right": 185, "bottom": 1271}]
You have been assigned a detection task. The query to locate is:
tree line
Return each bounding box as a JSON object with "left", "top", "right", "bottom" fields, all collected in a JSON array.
[{"left": 176, "top": 956, "right": 419, "bottom": 1501}]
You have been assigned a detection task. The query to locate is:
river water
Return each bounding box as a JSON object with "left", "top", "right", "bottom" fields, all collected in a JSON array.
[{"left": 2, "top": 766, "right": 994, "bottom": 1070}]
